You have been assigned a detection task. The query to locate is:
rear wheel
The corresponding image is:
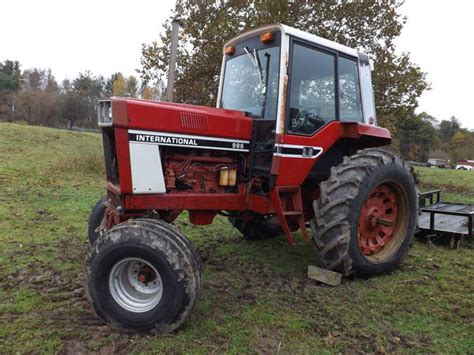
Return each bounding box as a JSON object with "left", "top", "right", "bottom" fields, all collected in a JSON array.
[
  {"left": 86, "top": 219, "right": 201, "bottom": 333},
  {"left": 311, "top": 148, "right": 418, "bottom": 277},
  {"left": 229, "top": 216, "right": 282, "bottom": 239}
]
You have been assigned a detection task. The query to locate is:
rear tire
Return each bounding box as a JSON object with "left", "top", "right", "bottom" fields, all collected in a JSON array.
[
  {"left": 311, "top": 148, "right": 418, "bottom": 277},
  {"left": 88, "top": 197, "right": 107, "bottom": 244},
  {"left": 86, "top": 219, "right": 202, "bottom": 333},
  {"left": 229, "top": 216, "right": 282, "bottom": 239}
]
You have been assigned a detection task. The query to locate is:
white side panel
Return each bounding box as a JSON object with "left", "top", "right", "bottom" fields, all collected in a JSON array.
[
  {"left": 359, "top": 61, "right": 377, "bottom": 125},
  {"left": 276, "top": 32, "right": 290, "bottom": 135},
  {"left": 129, "top": 142, "right": 166, "bottom": 194}
]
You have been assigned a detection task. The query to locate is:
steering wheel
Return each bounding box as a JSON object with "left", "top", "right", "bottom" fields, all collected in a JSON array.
[{"left": 291, "top": 107, "right": 324, "bottom": 133}]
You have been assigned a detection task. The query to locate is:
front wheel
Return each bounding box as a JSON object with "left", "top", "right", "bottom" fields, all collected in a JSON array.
[
  {"left": 311, "top": 149, "right": 418, "bottom": 277},
  {"left": 86, "top": 219, "right": 202, "bottom": 333},
  {"left": 87, "top": 197, "right": 107, "bottom": 244}
]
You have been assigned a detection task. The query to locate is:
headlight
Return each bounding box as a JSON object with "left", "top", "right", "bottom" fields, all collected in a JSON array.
[{"left": 98, "top": 100, "right": 112, "bottom": 127}]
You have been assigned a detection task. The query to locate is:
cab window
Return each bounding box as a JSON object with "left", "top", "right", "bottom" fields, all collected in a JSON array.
[
  {"left": 288, "top": 43, "right": 336, "bottom": 135},
  {"left": 339, "top": 57, "right": 363, "bottom": 122}
]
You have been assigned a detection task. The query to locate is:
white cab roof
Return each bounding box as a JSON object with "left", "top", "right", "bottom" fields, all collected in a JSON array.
[{"left": 224, "top": 24, "right": 360, "bottom": 58}]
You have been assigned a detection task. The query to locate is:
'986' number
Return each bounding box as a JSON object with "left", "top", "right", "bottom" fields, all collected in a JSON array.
[{"left": 232, "top": 142, "right": 245, "bottom": 149}]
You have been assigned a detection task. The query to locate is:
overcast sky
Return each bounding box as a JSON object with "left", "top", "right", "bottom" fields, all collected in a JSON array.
[{"left": 1, "top": 0, "right": 472, "bottom": 129}]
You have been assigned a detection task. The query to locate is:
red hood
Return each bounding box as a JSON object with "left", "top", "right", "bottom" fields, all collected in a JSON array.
[{"left": 111, "top": 97, "right": 253, "bottom": 141}]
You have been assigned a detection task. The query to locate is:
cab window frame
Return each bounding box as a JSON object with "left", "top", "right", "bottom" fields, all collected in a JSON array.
[
  {"left": 285, "top": 37, "right": 363, "bottom": 136},
  {"left": 220, "top": 31, "right": 282, "bottom": 121},
  {"left": 338, "top": 56, "right": 364, "bottom": 123}
]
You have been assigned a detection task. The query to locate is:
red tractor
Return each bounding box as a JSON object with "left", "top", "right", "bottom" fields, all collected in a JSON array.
[{"left": 87, "top": 24, "right": 418, "bottom": 333}]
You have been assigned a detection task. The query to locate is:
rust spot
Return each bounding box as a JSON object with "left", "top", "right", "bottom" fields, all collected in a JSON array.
[{"left": 278, "top": 75, "right": 288, "bottom": 135}]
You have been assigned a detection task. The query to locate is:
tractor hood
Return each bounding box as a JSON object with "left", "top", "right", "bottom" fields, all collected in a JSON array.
[{"left": 107, "top": 97, "right": 253, "bottom": 141}]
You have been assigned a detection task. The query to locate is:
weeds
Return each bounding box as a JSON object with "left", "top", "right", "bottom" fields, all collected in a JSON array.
[{"left": 53, "top": 152, "right": 104, "bottom": 177}]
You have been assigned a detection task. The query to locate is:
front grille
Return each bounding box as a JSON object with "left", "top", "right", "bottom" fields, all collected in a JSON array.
[{"left": 102, "top": 129, "right": 119, "bottom": 184}]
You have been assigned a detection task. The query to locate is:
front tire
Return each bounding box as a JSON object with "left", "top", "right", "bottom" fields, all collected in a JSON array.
[
  {"left": 88, "top": 197, "right": 107, "bottom": 244},
  {"left": 86, "top": 219, "right": 202, "bottom": 333},
  {"left": 311, "top": 148, "right": 418, "bottom": 277}
]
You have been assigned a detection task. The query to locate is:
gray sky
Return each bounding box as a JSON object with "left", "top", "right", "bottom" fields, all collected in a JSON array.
[
  {"left": 1, "top": 0, "right": 472, "bottom": 129},
  {"left": 396, "top": 0, "right": 473, "bottom": 129}
]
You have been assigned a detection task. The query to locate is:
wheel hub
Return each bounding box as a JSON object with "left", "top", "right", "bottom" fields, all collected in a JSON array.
[
  {"left": 109, "top": 257, "right": 163, "bottom": 313},
  {"left": 358, "top": 184, "right": 398, "bottom": 256}
]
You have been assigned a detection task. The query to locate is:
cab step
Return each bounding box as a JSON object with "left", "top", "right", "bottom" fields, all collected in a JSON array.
[{"left": 270, "top": 186, "right": 308, "bottom": 245}]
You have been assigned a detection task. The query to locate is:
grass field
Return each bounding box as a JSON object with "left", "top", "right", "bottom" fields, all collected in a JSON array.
[{"left": 0, "top": 122, "right": 473, "bottom": 353}]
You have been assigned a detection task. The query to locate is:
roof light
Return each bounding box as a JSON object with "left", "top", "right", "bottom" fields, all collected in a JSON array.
[
  {"left": 260, "top": 32, "right": 273, "bottom": 43},
  {"left": 224, "top": 46, "right": 235, "bottom": 55}
]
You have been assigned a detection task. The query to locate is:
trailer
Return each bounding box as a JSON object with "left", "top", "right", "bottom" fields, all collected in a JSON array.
[{"left": 418, "top": 190, "right": 473, "bottom": 238}]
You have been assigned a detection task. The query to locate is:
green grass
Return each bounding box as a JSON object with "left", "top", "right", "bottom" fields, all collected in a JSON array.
[
  {"left": 1, "top": 122, "right": 473, "bottom": 353},
  {"left": 416, "top": 166, "right": 474, "bottom": 203}
]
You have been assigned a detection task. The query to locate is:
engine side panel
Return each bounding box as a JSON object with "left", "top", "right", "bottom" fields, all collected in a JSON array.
[{"left": 113, "top": 98, "right": 253, "bottom": 141}]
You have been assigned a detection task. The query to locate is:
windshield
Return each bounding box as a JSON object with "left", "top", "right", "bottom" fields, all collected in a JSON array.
[{"left": 220, "top": 46, "right": 280, "bottom": 118}]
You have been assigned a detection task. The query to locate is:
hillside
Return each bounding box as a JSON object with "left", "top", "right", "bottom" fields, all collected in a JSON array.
[{"left": 0, "top": 123, "right": 473, "bottom": 353}]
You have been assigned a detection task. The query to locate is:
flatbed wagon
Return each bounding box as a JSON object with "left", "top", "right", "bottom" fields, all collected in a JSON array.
[{"left": 418, "top": 190, "right": 473, "bottom": 238}]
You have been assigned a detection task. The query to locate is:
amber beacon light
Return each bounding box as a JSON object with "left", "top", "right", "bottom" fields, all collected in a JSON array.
[
  {"left": 224, "top": 46, "right": 235, "bottom": 55},
  {"left": 260, "top": 32, "right": 273, "bottom": 43}
]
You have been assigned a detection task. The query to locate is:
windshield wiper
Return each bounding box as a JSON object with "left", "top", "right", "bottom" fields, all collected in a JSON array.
[
  {"left": 244, "top": 47, "right": 271, "bottom": 118},
  {"left": 261, "top": 52, "right": 271, "bottom": 118},
  {"left": 244, "top": 46, "right": 264, "bottom": 83}
]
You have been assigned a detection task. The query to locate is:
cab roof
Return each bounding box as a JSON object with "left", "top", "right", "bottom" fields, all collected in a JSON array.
[{"left": 224, "top": 23, "right": 361, "bottom": 58}]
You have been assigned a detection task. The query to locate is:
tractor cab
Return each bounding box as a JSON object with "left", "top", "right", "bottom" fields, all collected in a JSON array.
[{"left": 217, "top": 24, "right": 381, "bottom": 184}]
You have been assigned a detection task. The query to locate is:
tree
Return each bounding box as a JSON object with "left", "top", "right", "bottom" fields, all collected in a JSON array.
[
  {"left": 438, "top": 116, "right": 461, "bottom": 143},
  {"left": 126, "top": 75, "right": 138, "bottom": 97},
  {"left": 14, "top": 90, "right": 60, "bottom": 126},
  {"left": 44, "top": 69, "right": 59, "bottom": 93},
  {"left": 72, "top": 71, "right": 105, "bottom": 102},
  {"left": 0, "top": 60, "right": 22, "bottom": 121},
  {"left": 450, "top": 131, "right": 466, "bottom": 163},
  {"left": 0, "top": 60, "right": 22, "bottom": 91},
  {"left": 112, "top": 73, "right": 126, "bottom": 96},
  {"left": 396, "top": 112, "right": 436, "bottom": 161},
  {"left": 70, "top": 71, "right": 105, "bottom": 126},
  {"left": 59, "top": 92, "right": 90, "bottom": 128},
  {"left": 22, "top": 68, "right": 45, "bottom": 91},
  {"left": 139, "top": 0, "right": 428, "bottom": 122},
  {"left": 62, "top": 79, "right": 72, "bottom": 93},
  {"left": 105, "top": 72, "right": 122, "bottom": 96},
  {"left": 141, "top": 85, "right": 154, "bottom": 100},
  {"left": 22, "top": 68, "right": 59, "bottom": 93}
]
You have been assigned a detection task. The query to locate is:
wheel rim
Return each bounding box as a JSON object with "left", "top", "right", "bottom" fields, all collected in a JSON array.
[
  {"left": 357, "top": 182, "right": 409, "bottom": 263},
  {"left": 109, "top": 257, "right": 163, "bottom": 313}
]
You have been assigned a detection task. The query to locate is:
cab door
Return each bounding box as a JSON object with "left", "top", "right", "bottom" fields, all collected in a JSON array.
[{"left": 274, "top": 40, "right": 364, "bottom": 186}]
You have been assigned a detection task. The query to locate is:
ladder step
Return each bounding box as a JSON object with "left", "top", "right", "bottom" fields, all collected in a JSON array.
[
  {"left": 277, "top": 186, "right": 299, "bottom": 194},
  {"left": 283, "top": 211, "right": 303, "bottom": 216},
  {"left": 270, "top": 186, "right": 308, "bottom": 245}
]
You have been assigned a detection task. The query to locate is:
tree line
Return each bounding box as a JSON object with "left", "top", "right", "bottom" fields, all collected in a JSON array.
[
  {"left": 395, "top": 112, "right": 473, "bottom": 163},
  {"left": 0, "top": 60, "right": 161, "bottom": 128}
]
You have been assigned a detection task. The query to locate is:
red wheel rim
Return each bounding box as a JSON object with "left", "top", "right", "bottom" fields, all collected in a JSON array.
[{"left": 358, "top": 184, "right": 399, "bottom": 257}]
